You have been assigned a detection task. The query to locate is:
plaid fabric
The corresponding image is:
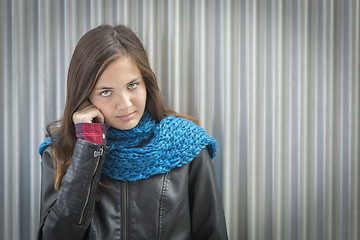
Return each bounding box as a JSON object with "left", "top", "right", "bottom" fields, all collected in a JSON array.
[{"left": 75, "top": 123, "right": 110, "bottom": 145}]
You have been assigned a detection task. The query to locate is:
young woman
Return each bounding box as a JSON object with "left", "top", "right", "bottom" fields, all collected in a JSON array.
[{"left": 38, "top": 25, "right": 228, "bottom": 240}]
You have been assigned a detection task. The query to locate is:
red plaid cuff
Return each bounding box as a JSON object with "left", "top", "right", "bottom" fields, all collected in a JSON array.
[{"left": 75, "top": 123, "right": 110, "bottom": 145}]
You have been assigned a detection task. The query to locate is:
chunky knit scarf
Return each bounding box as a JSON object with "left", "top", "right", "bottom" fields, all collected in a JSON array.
[
  {"left": 39, "top": 111, "right": 217, "bottom": 182},
  {"left": 104, "top": 111, "right": 217, "bottom": 181}
]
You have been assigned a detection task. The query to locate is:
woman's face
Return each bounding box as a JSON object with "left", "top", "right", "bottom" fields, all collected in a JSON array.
[{"left": 88, "top": 56, "right": 147, "bottom": 130}]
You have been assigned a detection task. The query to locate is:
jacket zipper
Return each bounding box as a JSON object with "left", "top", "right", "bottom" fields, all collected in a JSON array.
[
  {"left": 123, "top": 181, "right": 128, "bottom": 240},
  {"left": 78, "top": 146, "right": 104, "bottom": 224}
]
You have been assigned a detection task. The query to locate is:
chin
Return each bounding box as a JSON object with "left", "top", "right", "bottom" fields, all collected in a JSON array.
[
  {"left": 110, "top": 120, "right": 140, "bottom": 130},
  {"left": 119, "top": 125, "right": 135, "bottom": 130}
]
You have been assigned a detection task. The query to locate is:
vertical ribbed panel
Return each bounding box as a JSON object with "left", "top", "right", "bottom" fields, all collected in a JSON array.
[{"left": 0, "top": 1, "right": 359, "bottom": 240}]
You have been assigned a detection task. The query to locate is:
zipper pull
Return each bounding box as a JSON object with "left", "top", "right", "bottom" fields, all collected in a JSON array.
[{"left": 94, "top": 147, "right": 104, "bottom": 158}]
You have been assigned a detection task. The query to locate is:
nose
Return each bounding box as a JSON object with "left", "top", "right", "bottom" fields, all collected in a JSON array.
[{"left": 115, "top": 92, "right": 132, "bottom": 110}]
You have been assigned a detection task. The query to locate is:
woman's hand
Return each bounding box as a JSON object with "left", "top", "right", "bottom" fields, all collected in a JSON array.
[{"left": 72, "top": 100, "right": 105, "bottom": 124}]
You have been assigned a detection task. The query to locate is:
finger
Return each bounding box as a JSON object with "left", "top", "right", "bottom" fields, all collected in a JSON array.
[
  {"left": 73, "top": 107, "right": 101, "bottom": 124},
  {"left": 87, "top": 106, "right": 105, "bottom": 123},
  {"left": 94, "top": 113, "right": 105, "bottom": 123}
]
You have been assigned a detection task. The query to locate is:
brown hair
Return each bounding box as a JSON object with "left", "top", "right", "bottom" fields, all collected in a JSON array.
[{"left": 47, "top": 25, "right": 197, "bottom": 191}]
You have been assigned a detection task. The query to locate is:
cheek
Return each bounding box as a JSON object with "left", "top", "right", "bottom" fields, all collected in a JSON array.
[
  {"left": 140, "top": 87, "right": 147, "bottom": 106},
  {"left": 88, "top": 95, "right": 98, "bottom": 106},
  {"left": 97, "top": 102, "right": 111, "bottom": 114},
  {"left": 89, "top": 97, "right": 108, "bottom": 114},
  {"left": 131, "top": 88, "right": 146, "bottom": 107},
  {"left": 141, "top": 92, "right": 147, "bottom": 106}
]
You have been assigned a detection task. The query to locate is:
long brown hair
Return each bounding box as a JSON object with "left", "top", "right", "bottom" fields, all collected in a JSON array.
[{"left": 47, "top": 25, "right": 197, "bottom": 191}]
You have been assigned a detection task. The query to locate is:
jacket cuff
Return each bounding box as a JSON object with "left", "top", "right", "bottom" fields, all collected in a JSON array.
[{"left": 75, "top": 123, "right": 110, "bottom": 145}]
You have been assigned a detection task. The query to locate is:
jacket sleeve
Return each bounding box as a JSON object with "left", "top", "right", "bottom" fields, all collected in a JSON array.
[
  {"left": 37, "top": 139, "right": 108, "bottom": 240},
  {"left": 188, "top": 149, "right": 229, "bottom": 240}
]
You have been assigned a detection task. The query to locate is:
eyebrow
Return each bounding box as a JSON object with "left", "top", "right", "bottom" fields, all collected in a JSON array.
[
  {"left": 94, "top": 78, "right": 141, "bottom": 90},
  {"left": 94, "top": 86, "right": 114, "bottom": 90}
]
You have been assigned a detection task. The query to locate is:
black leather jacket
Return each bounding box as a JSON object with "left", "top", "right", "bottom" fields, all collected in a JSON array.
[{"left": 38, "top": 139, "right": 228, "bottom": 239}]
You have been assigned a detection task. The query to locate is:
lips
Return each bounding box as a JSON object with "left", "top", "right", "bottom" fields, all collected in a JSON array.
[{"left": 117, "top": 112, "right": 135, "bottom": 121}]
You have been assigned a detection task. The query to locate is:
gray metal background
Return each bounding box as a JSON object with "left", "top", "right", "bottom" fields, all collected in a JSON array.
[{"left": 0, "top": 0, "right": 359, "bottom": 240}]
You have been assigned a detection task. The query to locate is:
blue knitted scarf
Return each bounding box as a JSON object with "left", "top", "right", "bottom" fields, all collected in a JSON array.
[{"left": 39, "top": 111, "right": 217, "bottom": 182}]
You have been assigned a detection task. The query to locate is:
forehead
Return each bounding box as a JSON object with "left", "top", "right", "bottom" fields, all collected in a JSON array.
[{"left": 96, "top": 56, "right": 142, "bottom": 86}]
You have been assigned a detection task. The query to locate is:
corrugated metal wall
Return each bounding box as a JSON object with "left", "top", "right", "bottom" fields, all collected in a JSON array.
[{"left": 0, "top": 0, "right": 359, "bottom": 239}]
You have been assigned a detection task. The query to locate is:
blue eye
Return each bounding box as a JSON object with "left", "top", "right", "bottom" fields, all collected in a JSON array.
[
  {"left": 100, "top": 90, "right": 111, "bottom": 97},
  {"left": 128, "top": 83, "right": 138, "bottom": 89}
]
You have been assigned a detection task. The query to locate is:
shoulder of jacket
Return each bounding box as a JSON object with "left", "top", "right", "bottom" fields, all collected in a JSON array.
[
  {"left": 41, "top": 145, "right": 53, "bottom": 159},
  {"left": 190, "top": 148, "right": 212, "bottom": 167}
]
